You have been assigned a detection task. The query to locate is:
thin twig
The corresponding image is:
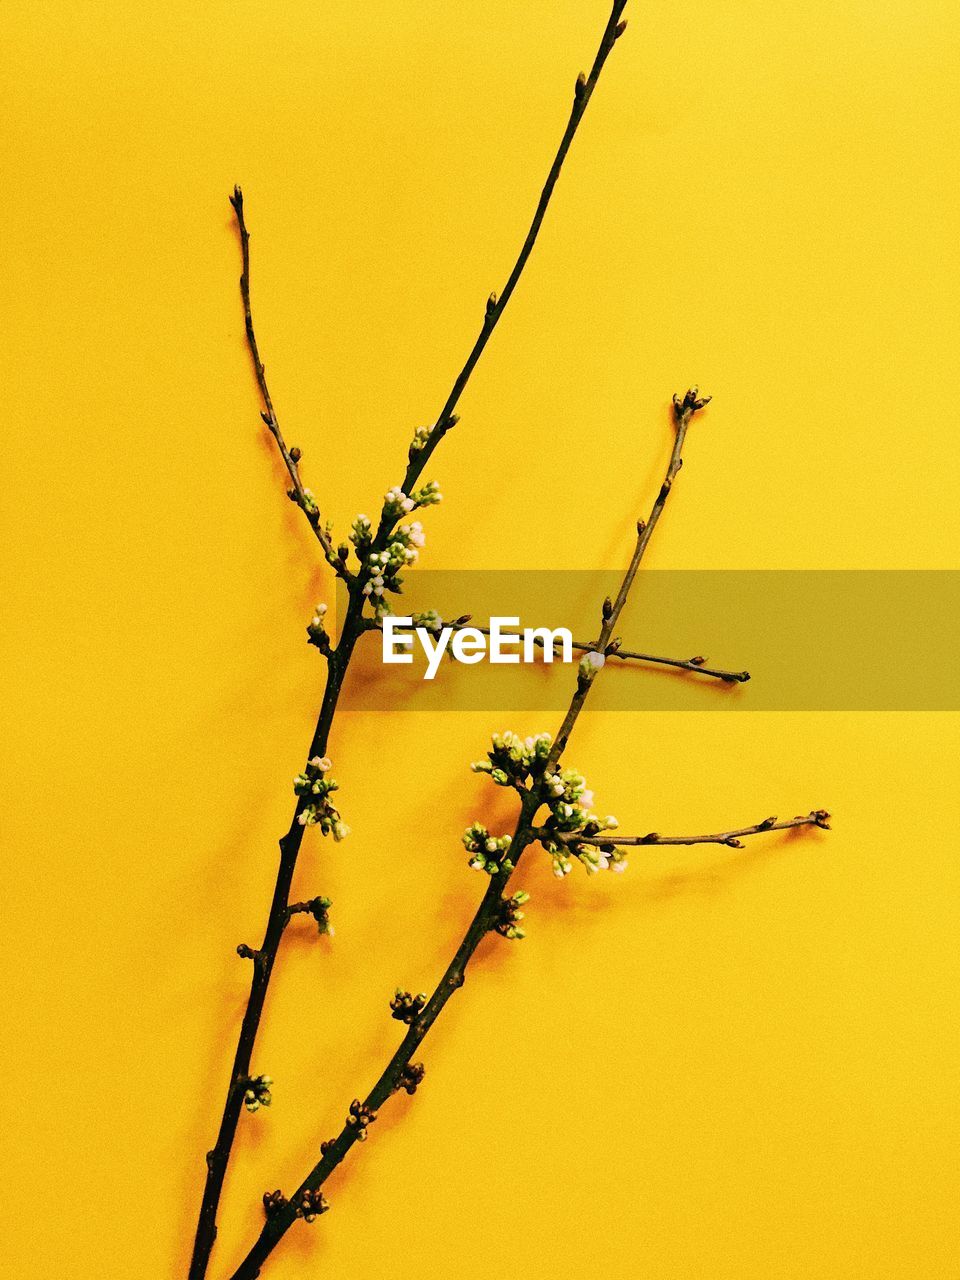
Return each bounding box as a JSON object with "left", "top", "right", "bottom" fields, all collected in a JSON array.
[
  {"left": 543, "top": 810, "right": 832, "bottom": 850},
  {"left": 224, "top": 386, "right": 706, "bottom": 1280},
  {"left": 369, "top": 618, "right": 750, "bottom": 683},
  {"left": 229, "top": 187, "right": 352, "bottom": 583},
  {"left": 586, "top": 645, "right": 748, "bottom": 683},
  {"left": 370, "top": 0, "right": 631, "bottom": 548},
  {"left": 544, "top": 386, "right": 709, "bottom": 771}
]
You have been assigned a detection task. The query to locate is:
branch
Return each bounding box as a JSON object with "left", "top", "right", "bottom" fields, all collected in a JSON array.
[
  {"left": 187, "top": 618, "right": 364, "bottom": 1280},
  {"left": 224, "top": 385, "right": 708, "bottom": 1280},
  {"left": 194, "top": 7, "right": 631, "bottom": 1275},
  {"left": 543, "top": 386, "right": 710, "bottom": 770},
  {"left": 228, "top": 186, "right": 352, "bottom": 583},
  {"left": 594, "top": 645, "right": 749, "bottom": 683},
  {"left": 369, "top": 618, "right": 750, "bottom": 684},
  {"left": 545, "top": 810, "right": 832, "bottom": 850},
  {"left": 371, "top": 0, "right": 631, "bottom": 548}
]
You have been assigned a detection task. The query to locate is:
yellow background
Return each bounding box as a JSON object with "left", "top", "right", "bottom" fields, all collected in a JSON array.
[{"left": 3, "top": 2, "right": 959, "bottom": 1277}]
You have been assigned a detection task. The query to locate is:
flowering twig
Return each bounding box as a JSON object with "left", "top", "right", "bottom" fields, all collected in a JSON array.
[
  {"left": 542, "top": 810, "right": 832, "bottom": 851},
  {"left": 189, "top": 5, "right": 631, "bottom": 1277},
  {"left": 223, "top": 388, "right": 764, "bottom": 1279}
]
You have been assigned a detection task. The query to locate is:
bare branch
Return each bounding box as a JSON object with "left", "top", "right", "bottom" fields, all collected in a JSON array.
[
  {"left": 370, "top": 0, "right": 631, "bottom": 547},
  {"left": 229, "top": 186, "right": 352, "bottom": 583},
  {"left": 369, "top": 617, "right": 750, "bottom": 684}
]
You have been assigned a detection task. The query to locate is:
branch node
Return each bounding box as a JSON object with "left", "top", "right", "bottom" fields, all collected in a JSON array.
[
  {"left": 390, "top": 989, "right": 427, "bottom": 1024},
  {"left": 346, "top": 1099, "right": 377, "bottom": 1141},
  {"left": 262, "top": 1189, "right": 288, "bottom": 1219},
  {"left": 294, "top": 1189, "right": 330, "bottom": 1222},
  {"left": 396, "top": 1062, "right": 426, "bottom": 1095}
]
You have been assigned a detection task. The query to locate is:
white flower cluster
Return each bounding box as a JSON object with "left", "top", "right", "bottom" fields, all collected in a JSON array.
[
  {"left": 381, "top": 480, "right": 442, "bottom": 521},
  {"left": 462, "top": 821, "right": 514, "bottom": 875},
  {"left": 470, "top": 730, "right": 554, "bottom": 789},
  {"left": 294, "top": 756, "right": 350, "bottom": 840},
  {"left": 244, "top": 1074, "right": 273, "bottom": 1113},
  {"left": 360, "top": 520, "right": 427, "bottom": 617},
  {"left": 469, "top": 731, "right": 623, "bottom": 878},
  {"left": 537, "top": 766, "right": 622, "bottom": 877},
  {"left": 383, "top": 485, "right": 416, "bottom": 516}
]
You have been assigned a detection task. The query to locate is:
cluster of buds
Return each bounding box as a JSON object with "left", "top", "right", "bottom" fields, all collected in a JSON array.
[
  {"left": 470, "top": 730, "right": 554, "bottom": 790},
  {"left": 672, "top": 385, "right": 712, "bottom": 421},
  {"left": 408, "top": 425, "right": 432, "bottom": 456},
  {"left": 359, "top": 522, "right": 431, "bottom": 620},
  {"left": 306, "top": 601, "right": 331, "bottom": 653},
  {"left": 346, "top": 1098, "right": 377, "bottom": 1141},
  {"left": 381, "top": 480, "right": 442, "bottom": 522},
  {"left": 349, "top": 513, "right": 373, "bottom": 551},
  {"left": 290, "top": 895, "right": 334, "bottom": 937},
  {"left": 495, "top": 890, "right": 530, "bottom": 940},
  {"left": 294, "top": 757, "right": 350, "bottom": 840},
  {"left": 411, "top": 608, "right": 443, "bottom": 634},
  {"left": 383, "top": 484, "right": 416, "bottom": 517},
  {"left": 390, "top": 989, "right": 427, "bottom": 1024},
  {"left": 262, "top": 1189, "right": 287, "bottom": 1219},
  {"left": 537, "top": 768, "right": 622, "bottom": 877},
  {"left": 462, "top": 821, "right": 513, "bottom": 875},
  {"left": 397, "top": 1061, "right": 425, "bottom": 1095},
  {"left": 295, "top": 1189, "right": 330, "bottom": 1223},
  {"left": 243, "top": 1074, "right": 273, "bottom": 1113},
  {"left": 290, "top": 486, "right": 319, "bottom": 518}
]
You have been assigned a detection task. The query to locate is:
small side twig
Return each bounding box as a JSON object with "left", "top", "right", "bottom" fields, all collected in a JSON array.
[
  {"left": 229, "top": 186, "right": 352, "bottom": 583},
  {"left": 370, "top": 618, "right": 749, "bottom": 684},
  {"left": 544, "top": 810, "right": 832, "bottom": 850}
]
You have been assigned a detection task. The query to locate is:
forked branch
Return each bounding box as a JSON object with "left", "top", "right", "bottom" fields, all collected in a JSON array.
[
  {"left": 191, "top": 6, "right": 633, "bottom": 1277},
  {"left": 224, "top": 387, "right": 711, "bottom": 1280}
]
